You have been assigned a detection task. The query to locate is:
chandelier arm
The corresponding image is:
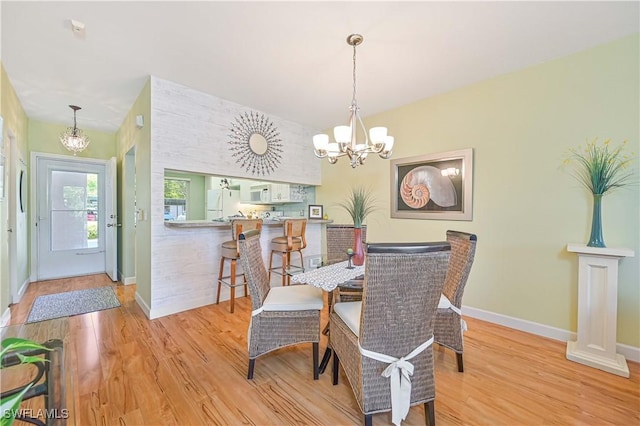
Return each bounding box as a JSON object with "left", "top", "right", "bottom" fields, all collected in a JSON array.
[
  {"left": 354, "top": 108, "right": 370, "bottom": 148},
  {"left": 313, "top": 151, "right": 327, "bottom": 159}
]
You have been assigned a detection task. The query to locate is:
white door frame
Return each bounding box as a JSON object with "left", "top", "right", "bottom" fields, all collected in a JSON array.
[
  {"left": 8, "top": 129, "right": 27, "bottom": 302},
  {"left": 105, "top": 157, "right": 118, "bottom": 281},
  {"left": 30, "top": 152, "right": 117, "bottom": 281}
]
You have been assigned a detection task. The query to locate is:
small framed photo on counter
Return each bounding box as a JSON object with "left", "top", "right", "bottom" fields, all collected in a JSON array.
[{"left": 308, "top": 204, "right": 323, "bottom": 219}]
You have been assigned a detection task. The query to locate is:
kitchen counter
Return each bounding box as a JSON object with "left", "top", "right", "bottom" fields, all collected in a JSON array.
[{"left": 164, "top": 219, "right": 333, "bottom": 228}]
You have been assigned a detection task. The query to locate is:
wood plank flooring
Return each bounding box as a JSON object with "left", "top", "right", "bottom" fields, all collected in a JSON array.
[{"left": 4, "top": 274, "right": 639, "bottom": 425}]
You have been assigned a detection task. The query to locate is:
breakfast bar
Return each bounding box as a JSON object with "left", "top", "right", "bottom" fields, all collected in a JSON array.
[{"left": 150, "top": 219, "right": 332, "bottom": 318}]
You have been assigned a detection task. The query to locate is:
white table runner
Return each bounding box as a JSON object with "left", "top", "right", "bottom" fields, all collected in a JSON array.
[{"left": 289, "top": 260, "right": 365, "bottom": 291}]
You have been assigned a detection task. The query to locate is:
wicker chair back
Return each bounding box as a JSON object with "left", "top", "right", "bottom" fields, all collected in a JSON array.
[
  {"left": 360, "top": 242, "right": 450, "bottom": 354},
  {"left": 326, "top": 225, "right": 367, "bottom": 263},
  {"left": 238, "top": 230, "right": 271, "bottom": 310},
  {"left": 357, "top": 242, "right": 451, "bottom": 413},
  {"left": 441, "top": 230, "right": 477, "bottom": 308}
]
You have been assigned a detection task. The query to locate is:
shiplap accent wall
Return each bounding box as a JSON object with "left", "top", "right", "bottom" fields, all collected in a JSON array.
[
  {"left": 148, "top": 77, "right": 322, "bottom": 318},
  {"left": 151, "top": 77, "right": 321, "bottom": 183}
]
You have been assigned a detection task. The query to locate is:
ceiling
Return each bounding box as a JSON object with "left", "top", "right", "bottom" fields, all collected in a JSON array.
[{"left": 2, "top": 1, "right": 638, "bottom": 134}]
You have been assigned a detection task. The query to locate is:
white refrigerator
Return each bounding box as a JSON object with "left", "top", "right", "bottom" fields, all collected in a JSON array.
[{"left": 207, "top": 189, "right": 241, "bottom": 220}]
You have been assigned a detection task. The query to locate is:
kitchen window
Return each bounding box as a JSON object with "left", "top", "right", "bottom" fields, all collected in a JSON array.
[{"left": 164, "top": 177, "right": 189, "bottom": 220}]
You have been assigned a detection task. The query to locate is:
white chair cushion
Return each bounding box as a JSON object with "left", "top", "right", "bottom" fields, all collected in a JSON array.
[
  {"left": 438, "top": 294, "right": 453, "bottom": 310},
  {"left": 262, "top": 285, "right": 324, "bottom": 312},
  {"left": 333, "top": 301, "right": 362, "bottom": 336}
]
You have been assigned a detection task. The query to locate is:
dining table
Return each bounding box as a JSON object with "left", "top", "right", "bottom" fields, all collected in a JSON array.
[{"left": 288, "top": 256, "right": 365, "bottom": 373}]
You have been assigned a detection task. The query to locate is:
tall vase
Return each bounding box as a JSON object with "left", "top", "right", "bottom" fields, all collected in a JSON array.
[
  {"left": 352, "top": 227, "right": 365, "bottom": 266},
  {"left": 587, "top": 193, "right": 605, "bottom": 248}
]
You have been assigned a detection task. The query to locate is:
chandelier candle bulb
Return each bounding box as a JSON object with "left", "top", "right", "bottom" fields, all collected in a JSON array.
[
  {"left": 369, "top": 127, "right": 388, "bottom": 144},
  {"left": 313, "top": 134, "right": 329, "bottom": 152},
  {"left": 334, "top": 126, "right": 351, "bottom": 144}
]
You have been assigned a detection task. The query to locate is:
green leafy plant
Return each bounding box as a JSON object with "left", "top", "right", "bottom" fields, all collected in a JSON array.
[
  {"left": 87, "top": 222, "right": 98, "bottom": 240},
  {"left": 1, "top": 338, "right": 52, "bottom": 426},
  {"left": 338, "top": 186, "right": 377, "bottom": 228},
  {"left": 565, "top": 138, "right": 635, "bottom": 195}
]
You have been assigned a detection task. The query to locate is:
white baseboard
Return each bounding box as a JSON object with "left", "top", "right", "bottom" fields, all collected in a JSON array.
[
  {"left": 148, "top": 299, "right": 211, "bottom": 320},
  {"left": 14, "top": 279, "right": 30, "bottom": 303},
  {"left": 462, "top": 306, "right": 640, "bottom": 363},
  {"left": 134, "top": 292, "right": 151, "bottom": 318},
  {"left": 122, "top": 276, "right": 136, "bottom": 285},
  {"left": 135, "top": 291, "right": 210, "bottom": 320},
  {"left": 1, "top": 308, "right": 11, "bottom": 330},
  {"left": 616, "top": 343, "right": 640, "bottom": 364}
]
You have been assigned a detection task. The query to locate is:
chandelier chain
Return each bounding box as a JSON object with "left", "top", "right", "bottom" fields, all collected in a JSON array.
[{"left": 352, "top": 42, "right": 357, "bottom": 104}]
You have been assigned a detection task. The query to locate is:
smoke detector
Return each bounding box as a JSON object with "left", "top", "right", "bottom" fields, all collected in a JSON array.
[{"left": 70, "top": 19, "right": 85, "bottom": 34}]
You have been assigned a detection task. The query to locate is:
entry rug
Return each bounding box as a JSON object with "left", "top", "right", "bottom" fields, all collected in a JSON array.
[{"left": 26, "top": 286, "right": 121, "bottom": 324}]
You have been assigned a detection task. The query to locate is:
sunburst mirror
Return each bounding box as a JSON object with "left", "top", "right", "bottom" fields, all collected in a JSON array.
[{"left": 228, "top": 111, "right": 283, "bottom": 175}]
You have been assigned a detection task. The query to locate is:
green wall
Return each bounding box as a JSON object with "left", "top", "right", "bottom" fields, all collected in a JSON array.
[
  {"left": 0, "top": 63, "right": 29, "bottom": 318},
  {"left": 28, "top": 120, "right": 116, "bottom": 159},
  {"left": 116, "top": 79, "right": 151, "bottom": 302},
  {"left": 317, "top": 34, "right": 640, "bottom": 347},
  {"left": 164, "top": 171, "right": 206, "bottom": 220}
]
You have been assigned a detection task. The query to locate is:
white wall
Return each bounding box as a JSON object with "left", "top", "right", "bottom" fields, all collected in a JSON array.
[{"left": 147, "top": 77, "right": 322, "bottom": 317}]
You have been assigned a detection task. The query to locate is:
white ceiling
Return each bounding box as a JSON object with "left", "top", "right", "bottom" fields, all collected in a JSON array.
[{"left": 2, "top": 1, "right": 638, "bottom": 134}]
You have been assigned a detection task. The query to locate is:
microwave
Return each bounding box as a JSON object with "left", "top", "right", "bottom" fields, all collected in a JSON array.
[{"left": 250, "top": 187, "right": 270, "bottom": 202}]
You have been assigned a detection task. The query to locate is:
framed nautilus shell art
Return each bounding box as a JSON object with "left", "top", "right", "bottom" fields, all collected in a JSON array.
[{"left": 390, "top": 148, "right": 473, "bottom": 220}]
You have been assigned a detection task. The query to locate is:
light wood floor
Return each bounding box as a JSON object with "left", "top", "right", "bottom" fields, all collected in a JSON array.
[{"left": 4, "top": 274, "right": 639, "bottom": 426}]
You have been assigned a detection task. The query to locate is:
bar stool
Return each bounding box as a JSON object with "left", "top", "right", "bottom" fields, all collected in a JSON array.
[
  {"left": 268, "top": 218, "right": 306, "bottom": 286},
  {"left": 216, "top": 218, "right": 263, "bottom": 313}
]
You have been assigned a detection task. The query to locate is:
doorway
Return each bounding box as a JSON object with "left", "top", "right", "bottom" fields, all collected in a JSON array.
[{"left": 33, "top": 154, "right": 117, "bottom": 281}]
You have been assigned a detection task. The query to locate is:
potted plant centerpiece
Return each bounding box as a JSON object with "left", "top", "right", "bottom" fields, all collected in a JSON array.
[
  {"left": 338, "top": 186, "right": 376, "bottom": 266},
  {"left": 565, "top": 138, "right": 635, "bottom": 247}
]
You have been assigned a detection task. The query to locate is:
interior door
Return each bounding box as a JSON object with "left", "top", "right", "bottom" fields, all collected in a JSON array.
[
  {"left": 105, "top": 157, "right": 118, "bottom": 281},
  {"left": 36, "top": 157, "right": 106, "bottom": 280}
]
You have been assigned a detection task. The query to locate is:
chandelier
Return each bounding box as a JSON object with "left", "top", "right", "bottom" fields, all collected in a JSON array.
[
  {"left": 60, "top": 105, "right": 90, "bottom": 155},
  {"left": 313, "top": 34, "right": 394, "bottom": 168}
]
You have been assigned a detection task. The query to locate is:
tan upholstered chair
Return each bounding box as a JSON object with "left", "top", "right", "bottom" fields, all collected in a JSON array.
[
  {"left": 238, "top": 229, "right": 323, "bottom": 380},
  {"left": 216, "top": 218, "right": 262, "bottom": 313},
  {"left": 434, "top": 230, "right": 477, "bottom": 372},
  {"left": 268, "top": 218, "right": 307, "bottom": 286},
  {"left": 330, "top": 242, "right": 451, "bottom": 426},
  {"left": 326, "top": 224, "right": 367, "bottom": 305}
]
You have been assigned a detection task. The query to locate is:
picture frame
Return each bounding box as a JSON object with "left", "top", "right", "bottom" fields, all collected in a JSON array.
[
  {"left": 390, "top": 148, "right": 473, "bottom": 220},
  {"left": 308, "top": 204, "right": 324, "bottom": 219}
]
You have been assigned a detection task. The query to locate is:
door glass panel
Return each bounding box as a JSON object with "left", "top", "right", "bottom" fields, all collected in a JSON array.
[{"left": 50, "top": 171, "right": 99, "bottom": 250}]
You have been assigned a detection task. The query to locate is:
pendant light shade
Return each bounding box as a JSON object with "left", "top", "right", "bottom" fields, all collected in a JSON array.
[{"left": 60, "top": 105, "right": 90, "bottom": 155}]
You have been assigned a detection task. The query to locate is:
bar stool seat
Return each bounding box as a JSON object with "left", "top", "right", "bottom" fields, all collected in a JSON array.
[
  {"left": 270, "top": 236, "right": 303, "bottom": 252},
  {"left": 269, "top": 219, "right": 307, "bottom": 286},
  {"left": 217, "top": 219, "right": 263, "bottom": 313}
]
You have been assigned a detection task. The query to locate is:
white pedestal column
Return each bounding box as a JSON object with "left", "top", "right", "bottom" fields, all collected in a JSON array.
[{"left": 566, "top": 243, "right": 635, "bottom": 378}]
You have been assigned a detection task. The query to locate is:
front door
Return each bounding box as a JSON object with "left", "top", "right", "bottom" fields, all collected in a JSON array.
[{"left": 36, "top": 156, "right": 116, "bottom": 281}]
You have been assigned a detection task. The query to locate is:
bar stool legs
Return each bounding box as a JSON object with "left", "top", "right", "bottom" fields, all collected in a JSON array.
[
  {"left": 268, "top": 249, "right": 304, "bottom": 286},
  {"left": 216, "top": 256, "right": 248, "bottom": 313}
]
